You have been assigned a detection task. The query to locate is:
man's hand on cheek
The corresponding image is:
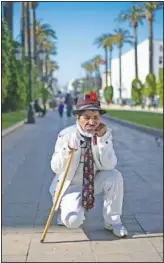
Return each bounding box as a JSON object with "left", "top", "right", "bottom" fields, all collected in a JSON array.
[{"left": 95, "top": 123, "right": 107, "bottom": 137}]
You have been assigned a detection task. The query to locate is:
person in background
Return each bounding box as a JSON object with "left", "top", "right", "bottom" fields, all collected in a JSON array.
[
  {"left": 58, "top": 100, "right": 64, "bottom": 118},
  {"left": 65, "top": 92, "right": 73, "bottom": 117},
  {"left": 153, "top": 95, "right": 159, "bottom": 110}
]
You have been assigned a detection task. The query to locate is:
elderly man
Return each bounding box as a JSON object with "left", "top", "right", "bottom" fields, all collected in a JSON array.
[{"left": 49, "top": 92, "right": 128, "bottom": 238}]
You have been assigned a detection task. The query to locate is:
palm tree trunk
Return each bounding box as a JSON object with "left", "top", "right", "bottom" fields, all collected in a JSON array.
[
  {"left": 133, "top": 26, "right": 138, "bottom": 79},
  {"left": 27, "top": 2, "right": 32, "bottom": 103},
  {"left": 119, "top": 46, "right": 122, "bottom": 102},
  {"left": 3, "top": 2, "right": 13, "bottom": 38},
  {"left": 21, "top": 2, "right": 25, "bottom": 54},
  {"left": 105, "top": 48, "right": 108, "bottom": 87},
  {"left": 109, "top": 47, "right": 112, "bottom": 86},
  {"left": 148, "top": 20, "right": 153, "bottom": 74},
  {"left": 31, "top": 7, "right": 36, "bottom": 64},
  {"left": 24, "top": 2, "right": 28, "bottom": 57}
]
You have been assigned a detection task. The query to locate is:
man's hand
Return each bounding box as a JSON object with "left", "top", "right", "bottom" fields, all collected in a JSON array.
[
  {"left": 68, "top": 133, "right": 79, "bottom": 150},
  {"left": 95, "top": 123, "right": 107, "bottom": 137}
]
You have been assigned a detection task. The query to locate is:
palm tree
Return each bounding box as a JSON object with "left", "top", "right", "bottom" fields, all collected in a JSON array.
[
  {"left": 23, "top": 2, "right": 29, "bottom": 57},
  {"left": 92, "top": 55, "right": 104, "bottom": 73},
  {"left": 94, "top": 35, "right": 108, "bottom": 87},
  {"left": 35, "top": 20, "right": 57, "bottom": 52},
  {"left": 112, "top": 28, "right": 133, "bottom": 102},
  {"left": 102, "top": 34, "right": 115, "bottom": 86},
  {"left": 92, "top": 55, "right": 104, "bottom": 91},
  {"left": 30, "top": 2, "right": 39, "bottom": 63},
  {"left": 3, "top": 2, "right": 13, "bottom": 38},
  {"left": 21, "top": 2, "right": 25, "bottom": 50},
  {"left": 81, "top": 61, "right": 95, "bottom": 91},
  {"left": 140, "top": 2, "right": 163, "bottom": 74},
  {"left": 117, "top": 5, "right": 143, "bottom": 79},
  {"left": 35, "top": 20, "right": 57, "bottom": 76}
]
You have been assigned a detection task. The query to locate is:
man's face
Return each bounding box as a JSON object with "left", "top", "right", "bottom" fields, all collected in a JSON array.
[{"left": 77, "top": 110, "right": 101, "bottom": 133}]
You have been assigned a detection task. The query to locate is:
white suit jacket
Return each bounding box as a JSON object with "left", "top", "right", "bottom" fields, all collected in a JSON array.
[{"left": 49, "top": 124, "right": 117, "bottom": 210}]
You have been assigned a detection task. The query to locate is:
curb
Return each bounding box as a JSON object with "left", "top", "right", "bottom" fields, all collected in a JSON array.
[
  {"left": 2, "top": 119, "right": 27, "bottom": 137},
  {"left": 104, "top": 115, "right": 163, "bottom": 138}
]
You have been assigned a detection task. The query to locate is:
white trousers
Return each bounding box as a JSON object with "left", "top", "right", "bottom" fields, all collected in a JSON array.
[{"left": 59, "top": 169, "right": 123, "bottom": 228}]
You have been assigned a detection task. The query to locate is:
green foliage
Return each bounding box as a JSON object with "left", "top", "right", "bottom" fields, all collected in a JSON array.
[
  {"left": 2, "top": 20, "right": 29, "bottom": 112},
  {"left": 103, "top": 86, "right": 113, "bottom": 103},
  {"left": 31, "top": 64, "right": 41, "bottom": 100},
  {"left": 156, "top": 68, "right": 163, "bottom": 106},
  {"left": 143, "top": 73, "right": 156, "bottom": 98},
  {"left": 131, "top": 78, "right": 143, "bottom": 105},
  {"left": 2, "top": 20, "right": 13, "bottom": 104}
]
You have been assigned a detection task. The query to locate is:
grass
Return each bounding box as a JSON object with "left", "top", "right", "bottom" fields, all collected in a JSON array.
[
  {"left": 2, "top": 110, "right": 27, "bottom": 129},
  {"left": 105, "top": 110, "right": 163, "bottom": 130}
]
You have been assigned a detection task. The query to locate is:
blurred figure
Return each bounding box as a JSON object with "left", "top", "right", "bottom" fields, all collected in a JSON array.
[
  {"left": 34, "top": 99, "right": 45, "bottom": 117},
  {"left": 153, "top": 95, "right": 159, "bottom": 110},
  {"left": 58, "top": 100, "right": 64, "bottom": 118},
  {"left": 65, "top": 92, "right": 73, "bottom": 117},
  {"left": 141, "top": 96, "right": 146, "bottom": 109}
]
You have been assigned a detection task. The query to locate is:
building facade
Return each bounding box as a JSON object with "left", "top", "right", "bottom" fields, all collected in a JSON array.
[{"left": 107, "top": 39, "right": 163, "bottom": 101}]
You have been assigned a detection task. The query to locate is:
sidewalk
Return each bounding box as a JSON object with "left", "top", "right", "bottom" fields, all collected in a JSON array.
[
  {"left": 2, "top": 111, "right": 163, "bottom": 262},
  {"left": 101, "top": 103, "right": 163, "bottom": 114}
]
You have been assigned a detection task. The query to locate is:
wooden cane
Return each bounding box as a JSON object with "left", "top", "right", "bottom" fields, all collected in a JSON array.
[{"left": 40, "top": 149, "right": 75, "bottom": 243}]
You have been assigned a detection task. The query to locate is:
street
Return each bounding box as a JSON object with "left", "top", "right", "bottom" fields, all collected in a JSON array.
[{"left": 2, "top": 110, "right": 163, "bottom": 262}]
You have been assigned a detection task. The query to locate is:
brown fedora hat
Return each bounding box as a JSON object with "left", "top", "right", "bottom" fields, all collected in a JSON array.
[{"left": 73, "top": 92, "right": 107, "bottom": 115}]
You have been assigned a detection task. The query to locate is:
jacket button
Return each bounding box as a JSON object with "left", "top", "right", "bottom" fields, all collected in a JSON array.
[{"left": 106, "top": 141, "right": 108, "bottom": 144}]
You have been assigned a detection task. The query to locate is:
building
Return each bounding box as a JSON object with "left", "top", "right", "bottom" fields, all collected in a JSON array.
[{"left": 110, "top": 39, "right": 163, "bottom": 100}]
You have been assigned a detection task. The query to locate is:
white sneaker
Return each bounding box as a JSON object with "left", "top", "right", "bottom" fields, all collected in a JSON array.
[{"left": 105, "top": 223, "right": 128, "bottom": 238}]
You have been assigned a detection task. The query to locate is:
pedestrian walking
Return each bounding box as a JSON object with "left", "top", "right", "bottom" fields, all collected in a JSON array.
[
  {"left": 58, "top": 100, "right": 64, "bottom": 118},
  {"left": 65, "top": 92, "right": 73, "bottom": 117}
]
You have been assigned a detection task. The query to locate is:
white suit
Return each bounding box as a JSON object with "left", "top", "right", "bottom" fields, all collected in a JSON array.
[{"left": 50, "top": 124, "right": 124, "bottom": 228}]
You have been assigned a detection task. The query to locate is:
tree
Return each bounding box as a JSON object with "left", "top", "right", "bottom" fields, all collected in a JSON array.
[
  {"left": 131, "top": 78, "right": 143, "bottom": 105},
  {"left": 156, "top": 68, "right": 163, "bottom": 106},
  {"left": 143, "top": 73, "right": 156, "bottom": 98},
  {"left": 30, "top": 2, "right": 39, "bottom": 63},
  {"left": 94, "top": 35, "right": 109, "bottom": 87},
  {"left": 81, "top": 61, "right": 95, "bottom": 91},
  {"left": 2, "top": 20, "right": 13, "bottom": 104},
  {"left": 112, "top": 28, "right": 133, "bottom": 102},
  {"left": 102, "top": 34, "right": 115, "bottom": 86},
  {"left": 3, "top": 2, "right": 13, "bottom": 38},
  {"left": 92, "top": 55, "right": 104, "bottom": 93},
  {"left": 117, "top": 5, "right": 143, "bottom": 79},
  {"left": 140, "top": 2, "right": 163, "bottom": 74},
  {"left": 103, "top": 86, "right": 113, "bottom": 104},
  {"left": 35, "top": 20, "right": 57, "bottom": 77}
]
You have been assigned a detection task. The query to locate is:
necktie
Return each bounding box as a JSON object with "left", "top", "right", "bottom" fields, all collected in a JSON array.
[{"left": 82, "top": 137, "right": 95, "bottom": 211}]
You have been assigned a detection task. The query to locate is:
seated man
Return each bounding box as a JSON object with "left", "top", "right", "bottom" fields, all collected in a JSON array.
[
  {"left": 49, "top": 92, "right": 128, "bottom": 238},
  {"left": 34, "top": 99, "right": 45, "bottom": 117}
]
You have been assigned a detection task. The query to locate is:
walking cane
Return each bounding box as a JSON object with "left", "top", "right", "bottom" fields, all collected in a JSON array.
[{"left": 40, "top": 149, "right": 75, "bottom": 243}]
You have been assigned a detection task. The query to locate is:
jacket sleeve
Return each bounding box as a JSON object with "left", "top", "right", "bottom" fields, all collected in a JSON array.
[
  {"left": 96, "top": 128, "right": 117, "bottom": 170},
  {"left": 50, "top": 130, "right": 80, "bottom": 174},
  {"left": 50, "top": 132, "right": 71, "bottom": 174}
]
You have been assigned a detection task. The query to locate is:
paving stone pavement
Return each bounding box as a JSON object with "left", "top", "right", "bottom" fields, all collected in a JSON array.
[{"left": 2, "top": 110, "right": 163, "bottom": 262}]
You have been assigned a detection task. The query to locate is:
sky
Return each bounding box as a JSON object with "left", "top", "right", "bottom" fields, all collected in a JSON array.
[{"left": 11, "top": 1, "right": 164, "bottom": 87}]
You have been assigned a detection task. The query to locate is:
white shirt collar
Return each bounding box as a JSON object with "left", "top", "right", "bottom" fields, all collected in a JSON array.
[{"left": 76, "top": 121, "right": 95, "bottom": 138}]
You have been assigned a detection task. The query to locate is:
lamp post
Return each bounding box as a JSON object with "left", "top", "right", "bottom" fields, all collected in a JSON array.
[{"left": 15, "top": 46, "right": 35, "bottom": 123}]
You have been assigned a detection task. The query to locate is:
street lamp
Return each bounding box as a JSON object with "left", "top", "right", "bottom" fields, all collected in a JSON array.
[{"left": 15, "top": 47, "right": 35, "bottom": 124}]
